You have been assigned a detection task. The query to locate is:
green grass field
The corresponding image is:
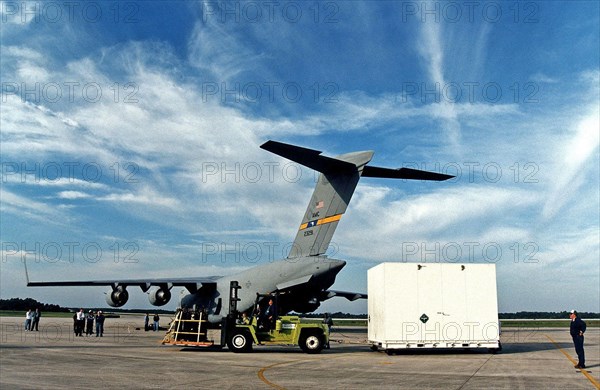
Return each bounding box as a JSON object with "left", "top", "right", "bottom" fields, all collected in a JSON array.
[
  {"left": 0, "top": 311, "right": 75, "bottom": 318},
  {"left": 500, "top": 320, "right": 599, "bottom": 328},
  {"left": 0, "top": 311, "right": 136, "bottom": 319},
  {"left": 298, "top": 318, "right": 600, "bottom": 328},
  {"left": 1, "top": 311, "right": 597, "bottom": 328}
]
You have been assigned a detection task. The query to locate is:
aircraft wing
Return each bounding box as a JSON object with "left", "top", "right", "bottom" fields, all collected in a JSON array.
[
  {"left": 26, "top": 276, "right": 220, "bottom": 294},
  {"left": 321, "top": 290, "right": 367, "bottom": 302},
  {"left": 23, "top": 257, "right": 220, "bottom": 293}
]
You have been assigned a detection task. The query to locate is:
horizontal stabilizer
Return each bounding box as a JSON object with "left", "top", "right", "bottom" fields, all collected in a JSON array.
[
  {"left": 362, "top": 166, "right": 454, "bottom": 181},
  {"left": 261, "top": 139, "right": 453, "bottom": 258},
  {"left": 260, "top": 140, "right": 357, "bottom": 173}
]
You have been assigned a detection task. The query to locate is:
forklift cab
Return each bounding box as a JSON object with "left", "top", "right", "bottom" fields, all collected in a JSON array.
[
  {"left": 252, "top": 293, "right": 278, "bottom": 331},
  {"left": 224, "top": 283, "right": 329, "bottom": 354}
]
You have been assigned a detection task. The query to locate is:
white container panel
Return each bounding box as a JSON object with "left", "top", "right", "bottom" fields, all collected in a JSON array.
[{"left": 368, "top": 263, "right": 499, "bottom": 350}]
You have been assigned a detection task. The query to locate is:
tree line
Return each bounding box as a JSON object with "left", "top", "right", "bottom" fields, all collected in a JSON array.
[
  {"left": 499, "top": 311, "right": 599, "bottom": 319},
  {"left": 0, "top": 298, "right": 176, "bottom": 314},
  {"left": 0, "top": 298, "right": 68, "bottom": 312},
  {"left": 301, "top": 311, "right": 600, "bottom": 319},
  {"left": 2, "top": 298, "right": 598, "bottom": 319}
]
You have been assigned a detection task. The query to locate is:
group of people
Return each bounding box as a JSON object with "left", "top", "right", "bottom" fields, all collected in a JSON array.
[
  {"left": 144, "top": 313, "right": 161, "bottom": 331},
  {"left": 24, "top": 309, "right": 41, "bottom": 331},
  {"left": 73, "top": 309, "right": 105, "bottom": 337}
]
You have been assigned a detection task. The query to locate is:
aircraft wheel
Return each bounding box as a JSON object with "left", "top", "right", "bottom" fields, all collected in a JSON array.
[
  {"left": 228, "top": 331, "right": 252, "bottom": 353},
  {"left": 300, "top": 332, "right": 324, "bottom": 354}
]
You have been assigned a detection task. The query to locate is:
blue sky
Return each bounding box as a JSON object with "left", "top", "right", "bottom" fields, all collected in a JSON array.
[{"left": 1, "top": 1, "right": 598, "bottom": 313}]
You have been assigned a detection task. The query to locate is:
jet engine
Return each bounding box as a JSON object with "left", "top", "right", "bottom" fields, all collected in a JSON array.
[
  {"left": 148, "top": 286, "right": 171, "bottom": 306},
  {"left": 291, "top": 297, "right": 321, "bottom": 313},
  {"left": 105, "top": 286, "right": 129, "bottom": 307}
]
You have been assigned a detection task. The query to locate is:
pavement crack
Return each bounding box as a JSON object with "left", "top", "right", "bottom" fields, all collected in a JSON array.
[{"left": 456, "top": 354, "right": 495, "bottom": 390}]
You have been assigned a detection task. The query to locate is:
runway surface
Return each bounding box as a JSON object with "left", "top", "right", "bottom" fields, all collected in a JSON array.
[{"left": 1, "top": 315, "right": 598, "bottom": 389}]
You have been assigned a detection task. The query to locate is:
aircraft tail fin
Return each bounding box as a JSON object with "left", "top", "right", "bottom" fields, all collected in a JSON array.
[
  {"left": 260, "top": 140, "right": 453, "bottom": 258},
  {"left": 261, "top": 141, "right": 372, "bottom": 258}
]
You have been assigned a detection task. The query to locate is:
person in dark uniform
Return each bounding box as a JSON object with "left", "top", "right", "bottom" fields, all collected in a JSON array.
[
  {"left": 323, "top": 313, "right": 333, "bottom": 349},
  {"left": 95, "top": 311, "right": 105, "bottom": 337},
  {"left": 262, "top": 299, "right": 276, "bottom": 331},
  {"left": 153, "top": 313, "right": 160, "bottom": 331},
  {"left": 86, "top": 310, "right": 95, "bottom": 336},
  {"left": 72, "top": 313, "right": 77, "bottom": 335},
  {"left": 31, "top": 308, "right": 41, "bottom": 331},
  {"left": 569, "top": 309, "right": 586, "bottom": 369}
]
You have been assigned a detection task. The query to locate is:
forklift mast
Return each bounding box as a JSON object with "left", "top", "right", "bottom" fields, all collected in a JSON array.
[
  {"left": 221, "top": 280, "right": 241, "bottom": 347},
  {"left": 228, "top": 280, "right": 241, "bottom": 316}
]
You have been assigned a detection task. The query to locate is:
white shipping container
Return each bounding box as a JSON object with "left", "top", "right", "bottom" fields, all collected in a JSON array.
[{"left": 368, "top": 263, "right": 500, "bottom": 352}]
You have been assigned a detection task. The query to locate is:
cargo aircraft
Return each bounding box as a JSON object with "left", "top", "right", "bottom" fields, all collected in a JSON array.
[{"left": 26, "top": 140, "right": 453, "bottom": 323}]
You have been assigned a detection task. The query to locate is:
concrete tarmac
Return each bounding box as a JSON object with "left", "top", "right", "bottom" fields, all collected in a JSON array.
[{"left": 1, "top": 315, "right": 598, "bottom": 389}]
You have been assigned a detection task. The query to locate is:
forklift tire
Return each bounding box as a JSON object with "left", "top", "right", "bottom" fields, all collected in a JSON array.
[
  {"left": 299, "top": 332, "right": 324, "bottom": 354},
  {"left": 227, "top": 331, "right": 252, "bottom": 353}
]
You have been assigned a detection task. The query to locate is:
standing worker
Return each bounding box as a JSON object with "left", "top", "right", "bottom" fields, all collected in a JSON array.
[
  {"left": 31, "top": 308, "right": 41, "bottom": 331},
  {"left": 569, "top": 310, "right": 586, "bottom": 369},
  {"left": 96, "top": 311, "right": 105, "bottom": 337},
  {"left": 153, "top": 313, "right": 160, "bottom": 331},
  {"left": 24, "top": 309, "right": 33, "bottom": 331},
  {"left": 86, "top": 310, "right": 95, "bottom": 336},
  {"left": 76, "top": 309, "right": 85, "bottom": 336},
  {"left": 72, "top": 313, "right": 77, "bottom": 335},
  {"left": 323, "top": 313, "right": 333, "bottom": 349}
]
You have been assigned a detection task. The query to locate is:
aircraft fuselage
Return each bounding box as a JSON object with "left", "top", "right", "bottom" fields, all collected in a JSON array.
[{"left": 180, "top": 256, "right": 346, "bottom": 323}]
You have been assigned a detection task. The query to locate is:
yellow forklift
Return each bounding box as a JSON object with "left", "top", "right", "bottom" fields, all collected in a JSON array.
[{"left": 163, "top": 281, "right": 329, "bottom": 353}]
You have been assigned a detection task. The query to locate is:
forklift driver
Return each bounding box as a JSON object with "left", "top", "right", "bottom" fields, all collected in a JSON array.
[{"left": 262, "top": 299, "right": 277, "bottom": 331}]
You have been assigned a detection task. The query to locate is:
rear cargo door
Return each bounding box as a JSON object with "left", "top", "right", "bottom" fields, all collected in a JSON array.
[
  {"left": 465, "top": 265, "right": 500, "bottom": 342},
  {"left": 440, "top": 265, "right": 468, "bottom": 342},
  {"left": 416, "top": 264, "right": 443, "bottom": 342}
]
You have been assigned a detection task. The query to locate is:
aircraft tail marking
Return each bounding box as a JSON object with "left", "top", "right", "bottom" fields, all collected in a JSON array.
[{"left": 299, "top": 213, "right": 342, "bottom": 230}]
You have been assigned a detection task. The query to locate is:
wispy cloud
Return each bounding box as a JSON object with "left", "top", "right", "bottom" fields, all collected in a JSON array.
[
  {"left": 1, "top": 188, "right": 66, "bottom": 224},
  {"left": 98, "top": 187, "right": 181, "bottom": 209},
  {"left": 338, "top": 184, "right": 540, "bottom": 261},
  {"left": 541, "top": 102, "right": 600, "bottom": 220},
  {"left": 56, "top": 190, "right": 91, "bottom": 199},
  {"left": 531, "top": 73, "right": 559, "bottom": 84},
  {"left": 417, "top": 16, "right": 461, "bottom": 152}
]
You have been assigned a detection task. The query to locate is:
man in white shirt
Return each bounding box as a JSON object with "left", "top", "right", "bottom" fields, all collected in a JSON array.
[
  {"left": 24, "top": 309, "right": 33, "bottom": 331},
  {"left": 76, "top": 309, "right": 85, "bottom": 336}
]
